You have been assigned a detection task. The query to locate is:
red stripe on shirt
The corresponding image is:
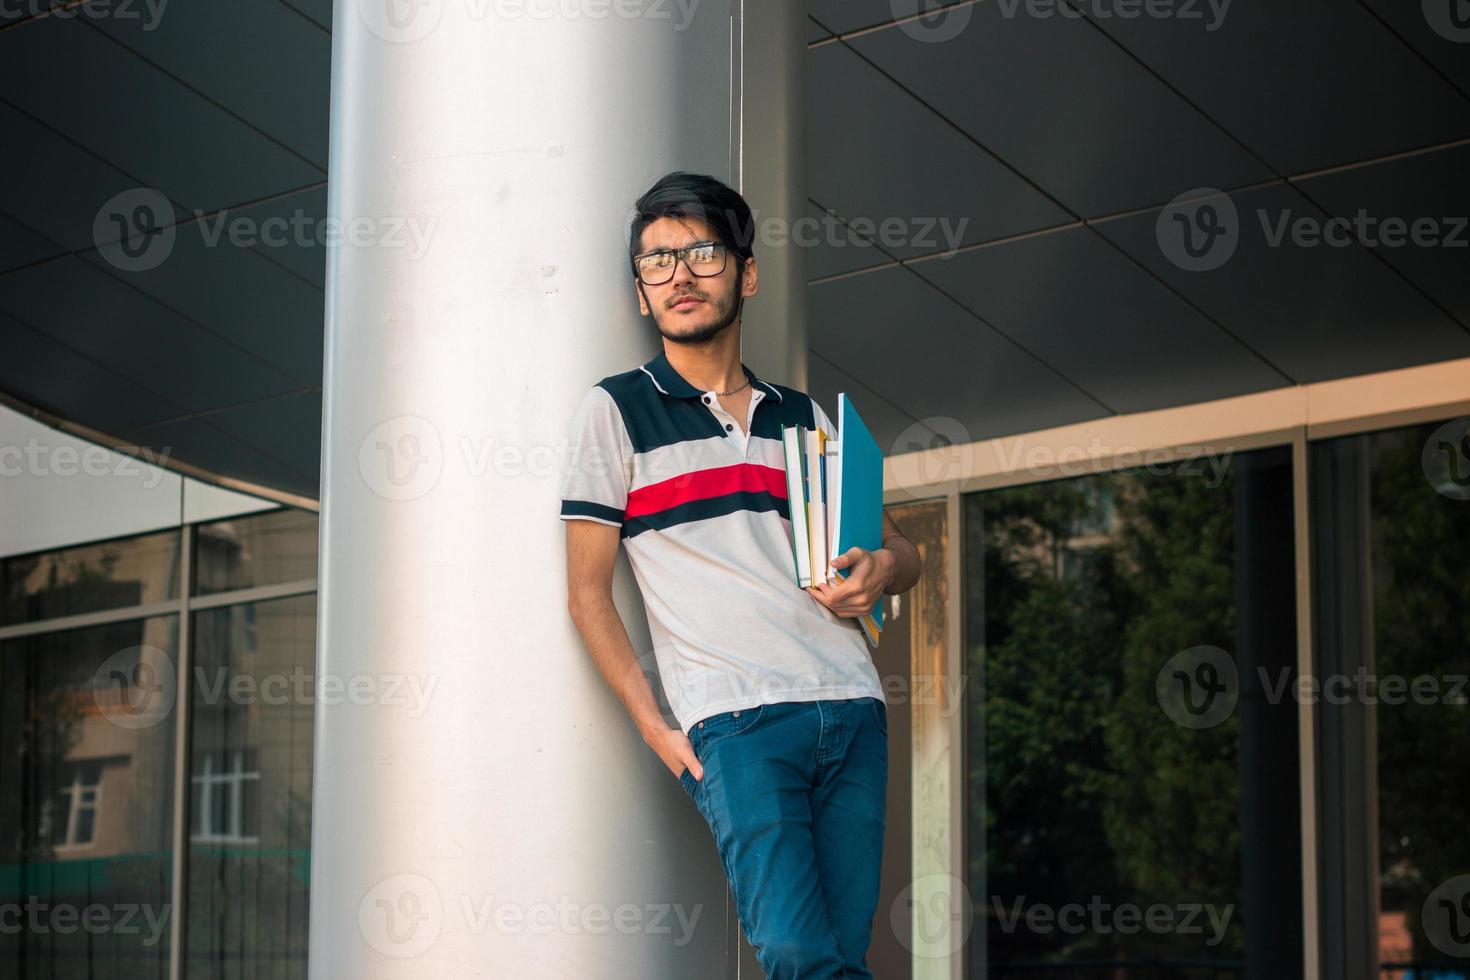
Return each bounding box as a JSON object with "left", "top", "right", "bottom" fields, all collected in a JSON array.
[{"left": 623, "top": 463, "right": 788, "bottom": 519}]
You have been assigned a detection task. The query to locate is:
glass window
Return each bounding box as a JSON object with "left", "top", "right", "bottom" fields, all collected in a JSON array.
[
  {"left": 1, "top": 530, "right": 182, "bottom": 626},
  {"left": 193, "top": 509, "right": 318, "bottom": 597},
  {"left": 1311, "top": 417, "right": 1470, "bottom": 979},
  {"left": 186, "top": 593, "right": 315, "bottom": 980},
  {"left": 965, "top": 445, "right": 1302, "bottom": 978},
  {"left": 0, "top": 615, "right": 179, "bottom": 978}
]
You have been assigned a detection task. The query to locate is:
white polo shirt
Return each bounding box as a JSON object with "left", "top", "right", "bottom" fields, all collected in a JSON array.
[{"left": 559, "top": 349, "right": 884, "bottom": 733}]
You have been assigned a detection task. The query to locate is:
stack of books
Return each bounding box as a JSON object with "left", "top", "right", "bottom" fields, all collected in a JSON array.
[{"left": 780, "top": 393, "right": 885, "bottom": 648}]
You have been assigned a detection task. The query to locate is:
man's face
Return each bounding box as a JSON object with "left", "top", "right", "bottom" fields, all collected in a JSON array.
[{"left": 633, "top": 215, "right": 758, "bottom": 345}]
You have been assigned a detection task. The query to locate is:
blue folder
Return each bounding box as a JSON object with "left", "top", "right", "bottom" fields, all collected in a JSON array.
[{"left": 829, "top": 393, "right": 885, "bottom": 645}]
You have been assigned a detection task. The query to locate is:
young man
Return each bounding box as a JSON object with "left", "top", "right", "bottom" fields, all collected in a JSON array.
[{"left": 560, "top": 171, "right": 922, "bottom": 978}]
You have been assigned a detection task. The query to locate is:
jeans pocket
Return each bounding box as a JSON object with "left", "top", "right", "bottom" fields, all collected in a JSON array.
[
  {"left": 678, "top": 766, "right": 698, "bottom": 797},
  {"left": 869, "top": 696, "right": 888, "bottom": 736},
  {"left": 690, "top": 704, "right": 767, "bottom": 759}
]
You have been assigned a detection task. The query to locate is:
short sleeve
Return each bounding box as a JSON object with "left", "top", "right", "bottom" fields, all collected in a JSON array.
[{"left": 559, "top": 385, "right": 631, "bottom": 528}]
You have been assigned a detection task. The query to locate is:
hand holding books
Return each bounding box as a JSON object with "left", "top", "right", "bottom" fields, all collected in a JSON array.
[{"left": 780, "top": 394, "right": 886, "bottom": 648}]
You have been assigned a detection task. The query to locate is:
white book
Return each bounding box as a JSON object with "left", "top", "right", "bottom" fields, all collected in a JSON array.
[
  {"left": 806, "top": 428, "right": 828, "bottom": 585},
  {"left": 781, "top": 424, "right": 812, "bottom": 587}
]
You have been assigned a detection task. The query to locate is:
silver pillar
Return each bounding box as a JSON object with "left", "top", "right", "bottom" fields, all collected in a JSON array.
[{"left": 310, "top": 1, "right": 805, "bottom": 977}]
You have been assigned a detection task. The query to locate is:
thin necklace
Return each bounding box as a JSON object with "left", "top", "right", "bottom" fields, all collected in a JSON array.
[{"left": 716, "top": 378, "right": 751, "bottom": 396}]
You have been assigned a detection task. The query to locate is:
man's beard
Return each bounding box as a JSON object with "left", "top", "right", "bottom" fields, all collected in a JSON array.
[{"left": 652, "top": 283, "right": 743, "bottom": 346}]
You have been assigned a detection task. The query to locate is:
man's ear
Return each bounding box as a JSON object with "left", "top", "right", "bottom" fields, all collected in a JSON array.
[
  {"left": 635, "top": 280, "right": 651, "bottom": 317},
  {"left": 740, "top": 257, "right": 759, "bottom": 297}
]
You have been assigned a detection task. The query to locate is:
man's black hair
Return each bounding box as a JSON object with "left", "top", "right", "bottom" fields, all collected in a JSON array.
[{"left": 627, "top": 171, "right": 757, "bottom": 275}]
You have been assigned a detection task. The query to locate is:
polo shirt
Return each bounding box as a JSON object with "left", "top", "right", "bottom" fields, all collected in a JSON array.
[{"left": 559, "top": 349, "right": 884, "bottom": 733}]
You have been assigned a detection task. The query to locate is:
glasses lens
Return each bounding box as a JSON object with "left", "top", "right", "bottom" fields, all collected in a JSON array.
[
  {"left": 636, "top": 252, "right": 675, "bottom": 284},
  {"left": 687, "top": 243, "right": 725, "bottom": 275}
]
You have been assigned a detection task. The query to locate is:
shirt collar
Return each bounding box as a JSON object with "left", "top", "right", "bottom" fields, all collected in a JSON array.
[{"left": 639, "top": 350, "right": 783, "bottom": 403}]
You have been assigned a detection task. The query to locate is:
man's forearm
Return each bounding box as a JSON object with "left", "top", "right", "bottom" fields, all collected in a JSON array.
[
  {"left": 881, "top": 535, "right": 922, "bottom": 595},
  {"left": 569, "top": 593, "right": 671, "bottom": 742}
]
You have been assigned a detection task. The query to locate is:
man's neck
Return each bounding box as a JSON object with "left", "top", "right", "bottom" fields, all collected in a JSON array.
[{"left": 664, "top": 334, "right": 746, "bottom": 394}]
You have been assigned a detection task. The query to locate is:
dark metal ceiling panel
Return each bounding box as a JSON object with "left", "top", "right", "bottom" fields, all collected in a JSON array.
[
  {"left": 808, "top": 0, "right": 966, "bottom": 35},
  {"left": 808, "top": 41, "right": 1072, "bottom": 258},
  {"left": 1359, "top": 0, "right": 1470, "bottom": 95},
  {"left": 807, "top": 351, "right": 933, "bottom": 456},
  {"left": 0, "top": 256, "right": 305, "bottom": 419},
  {"left": 807, "top": 15, "right": 830, "bottom": 42},
  {"left": 0, "top": 212, "right": 62, "bottom": 274},
  {"left": 1093, "top": 182, "right": 1470, "bottom": 382},
  {"left": 1085, "top": 0, "right": 1470, "bottom": 175},
  {"left": 842, "top": 4, "right": 1272, "bottom": 218},
  {"left": 0, "top": 18, "right": 321, "bottom": 212},
  {"left": 0, "top": 310, "right": 181, "bottom": 432},
  {"left": 199, "top": 390, "right": 323, "bottom": 484},
  {"left": 912, "top": 225, "right": 1290, "bottom": 413},
  {"left": 0, "top": 101, "right": 186, "bottom": 255},
  {"left": 119, "top": 415, "right": 317, "bottom": 498},
  {"left": 804, "top": 202, "right": 903, "bottom": 280},
  {"left": 1294, "top": 143, "right": 1470, "bottom": 328},
  {"left": 76, "top": 189, "right": 327, "bottom": 387},
  {"left": 809, "top": 263, "right": 1108, "bottom": 443},
  {"left": 225, "top": 184, "right": 329, "bottom": 289},
  {"left": 276, "top": 0, "right": 332, "bottom": 32},
  {"left": 92, "top": 0, "right": 332, "bottom": 168}
]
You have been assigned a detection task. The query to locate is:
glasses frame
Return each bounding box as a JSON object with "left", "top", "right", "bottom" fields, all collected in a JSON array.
[{"left": 631, "top": 240, "right": 730, "bottom": 286}]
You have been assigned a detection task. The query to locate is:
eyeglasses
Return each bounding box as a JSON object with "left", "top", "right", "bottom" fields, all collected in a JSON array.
[{"left": 631, "top": 240, "right": 729, "bottom": 285}]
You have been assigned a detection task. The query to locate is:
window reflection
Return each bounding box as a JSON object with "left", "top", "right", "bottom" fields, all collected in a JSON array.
[
  {"left": 1, "top": 530, "right": 182, "bottom": 625},
  {"left": 186, "top": 594, "right": 315, "bottom": 980},
  {"left": 0, "top": 615, "right": 179, "bottom": 977},
  {"left": 965, "top": 446, "right": 1301, "bottom": 979},
  {"left": 193, "top": 509, "right": 318, "bottom": 596},
  {"left": 1312, "top": 419, "right": 1470, "bottom": 980}
]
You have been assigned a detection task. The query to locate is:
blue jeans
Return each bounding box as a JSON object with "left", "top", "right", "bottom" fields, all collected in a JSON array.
[{"left": 678, "top": 696, "right": 889, "bottom": 979}]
